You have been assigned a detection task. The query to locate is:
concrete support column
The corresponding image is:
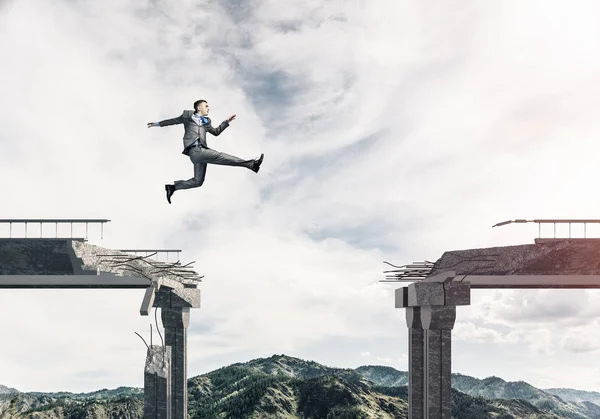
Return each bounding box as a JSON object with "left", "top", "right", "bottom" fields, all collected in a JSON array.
[
  {"left": 406, "top": 307, "right": 424, "bottom": 419},
  {"left": 161, "top": 307, "right": 190, "bottom": 419},
  {"left": 152, "top": 286, "right": 200, "bottom": 419},
  {"left": 395, "top": 273, "right": 469, "bottom": 419},
  {"left": 144, "top": 345, "right": 172, "bottom": 419},
  {"left": 422, "top": 306, "right": 456, "bottom": 419}
]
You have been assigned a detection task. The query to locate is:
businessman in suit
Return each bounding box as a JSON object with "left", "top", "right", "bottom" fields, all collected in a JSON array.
[{"left": 148, "top": 99, "right": 264, "bottom": 203}]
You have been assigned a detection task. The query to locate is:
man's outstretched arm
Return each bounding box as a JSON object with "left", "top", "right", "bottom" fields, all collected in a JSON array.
[
  {"left": 147, "top": 113, "right": 185, "bottom": 128},
  {"left": 206, "top": 114, "right": 236, "bottom": 136}
]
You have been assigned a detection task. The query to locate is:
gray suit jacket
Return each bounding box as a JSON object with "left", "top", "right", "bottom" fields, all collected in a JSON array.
[{"left": 158, "top": 110, "right": 230, "bottom": 155}]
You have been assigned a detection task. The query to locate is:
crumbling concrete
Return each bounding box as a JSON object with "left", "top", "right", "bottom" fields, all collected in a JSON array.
[
  {"left": 144, "top": 345, "right": 172, "bottom": 419},
  {"left": 71, "top": 240, "right": 199, "bottom": 285}
]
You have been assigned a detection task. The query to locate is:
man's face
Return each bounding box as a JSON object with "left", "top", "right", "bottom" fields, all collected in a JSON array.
[{"left": 197, "top": 102, "right": 209, "bottom": 116}]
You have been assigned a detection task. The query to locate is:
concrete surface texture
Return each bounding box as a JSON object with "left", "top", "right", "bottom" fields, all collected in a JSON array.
[
  {"left": 0, "top": 239, "right": 200, "bottom": 286},
  {"left": 145, "top": 345, "right": 172, "bottom": 419},
  {"left": 431, "top": 239, "right": 600, "bottom": 276}
]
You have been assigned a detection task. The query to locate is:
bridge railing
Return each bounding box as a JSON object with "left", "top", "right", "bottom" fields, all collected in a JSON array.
[
  {"left": 493, "top": 219, "right": 600, "bottom": 239},
  {"left": 0, "top": 218, "right": 111, "bottom": 239}
]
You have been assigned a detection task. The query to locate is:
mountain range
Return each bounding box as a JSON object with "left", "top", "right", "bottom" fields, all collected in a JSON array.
[{"left": 1, "top": 354, "right": 599, "bottom": 418}]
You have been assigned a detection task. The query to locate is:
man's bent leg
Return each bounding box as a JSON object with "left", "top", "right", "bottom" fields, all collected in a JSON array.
[
  {"left": 173, "top": 162, "right": 207, "bottom": 190},
  {"left": 192, "top": 148, "right": 254, "bottom": 170}
]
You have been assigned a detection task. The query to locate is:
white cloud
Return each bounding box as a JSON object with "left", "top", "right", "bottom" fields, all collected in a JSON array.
[
  {"left": 520, "top": 328, "right": 553, "bottom": 356},
  {"left": 453, "top": 322, "right": 519, "bottom": 345},
  {"left": 530, "top": 365, "right": 600, "bottom": 392},
  {"left": 560, "top": 323, "right": 600, "bottom": 353},
  {"left": 470, "top": 289, "right": 600, "bottom": 328}
]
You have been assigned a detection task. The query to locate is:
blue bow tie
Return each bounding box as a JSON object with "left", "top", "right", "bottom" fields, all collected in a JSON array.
[{"left": 195, "top": 114, "right": 208, "bottom": 124}]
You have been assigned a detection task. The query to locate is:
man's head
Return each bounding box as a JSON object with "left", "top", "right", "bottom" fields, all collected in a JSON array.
[{"left": 193, "top": 100, "right": 209, "bottom": 116}]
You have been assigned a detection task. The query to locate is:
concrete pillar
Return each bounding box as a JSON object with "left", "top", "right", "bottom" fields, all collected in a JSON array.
[
  {"left": 422, "top": 306, "right": 456, "bottom": 419},
  {"left": 406, "top": 306, "right": 424, "bottom": 419},
  {"left": 161, "top": 307, "right": 189, "bottom": 419},
  {"left": 395, "top": 273, "right": 469, "bottom": 419},
  {"left": 144, "top": 345, "right": 172, "bottom": 419},
  {"left": 153, "top": 286, "right": 200, "bottom": 419}
]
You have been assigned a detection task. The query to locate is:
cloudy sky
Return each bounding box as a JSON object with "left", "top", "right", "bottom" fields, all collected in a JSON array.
[{"left": 2, "top": 0, "right": 600, "bottom": 394}]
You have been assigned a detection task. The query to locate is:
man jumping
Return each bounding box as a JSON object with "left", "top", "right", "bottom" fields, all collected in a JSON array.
[{"left": 147, "top": 99, "right": 264, "bottom": 204}]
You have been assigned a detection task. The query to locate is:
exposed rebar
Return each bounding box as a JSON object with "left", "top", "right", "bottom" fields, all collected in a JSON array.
[
  {"left": 155, "top": 307, "right": 164, "bottom": 348},
  {"left": 134, "top": 332, "right": 150, "bottom": 350},
  {"left": 382, "top": 260, "right": 435, "bottom": 281},
  {"left": 98, "top": 253, "right": 202, "bottom": 283},
  {"left": 155, "top": 307, "right": 166, "bottom": 367},
  {"left": 383, "top": 261, "right": 406, "bottom": 269}
]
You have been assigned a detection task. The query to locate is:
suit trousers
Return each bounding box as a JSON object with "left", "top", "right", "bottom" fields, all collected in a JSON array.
[{"left": 173, "top": 146, "right": 254, "bottom": 190}]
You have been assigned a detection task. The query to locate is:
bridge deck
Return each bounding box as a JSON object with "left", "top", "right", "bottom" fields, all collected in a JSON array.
[
  {"left": 457, "top": 275, "right": 600, "bottom": 288},
  {"left": 0, "top": 274, "right": 149, "bottom": 288},
  {"left": 430, "top": 239, "right": 600, "bottom": 288},
  {"left": 0, "top": 239, "right": 200, "bottom": 289}
]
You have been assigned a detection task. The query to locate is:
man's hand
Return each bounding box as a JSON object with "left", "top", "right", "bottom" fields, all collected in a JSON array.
[
  {"left": 147, "top": 122, "right": 156, "bottom": 128},
  {"left": 227, "top": 114, "right": 236, "bottom": 123}
]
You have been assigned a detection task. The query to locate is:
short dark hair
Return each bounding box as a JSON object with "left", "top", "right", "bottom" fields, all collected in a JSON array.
[{"left": 193, "top": 100, "right": 207, "bottom": 111}]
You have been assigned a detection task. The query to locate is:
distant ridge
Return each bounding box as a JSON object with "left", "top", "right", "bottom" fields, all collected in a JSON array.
[
  {"left": 1, "top": 355, "right": 599, "bottom": 418},
  {"left": 0, "top": 384, "right": 18, "bottom": 395},
  {"left": 545, "top": 388, "right": 600, "bottom": 406}
]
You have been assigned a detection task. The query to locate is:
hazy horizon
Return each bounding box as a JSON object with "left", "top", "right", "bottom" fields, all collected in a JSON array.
[{"left": 0, "top": 352, "right": 591, "bottom": 394}]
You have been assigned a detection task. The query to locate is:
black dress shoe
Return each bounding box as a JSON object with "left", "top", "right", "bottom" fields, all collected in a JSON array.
[
  {"left": 165, "top": 184, "right": 175, "bottom": 204},
  {"left": 252, "top": 153, "right": 264, "bottom": 173}
]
